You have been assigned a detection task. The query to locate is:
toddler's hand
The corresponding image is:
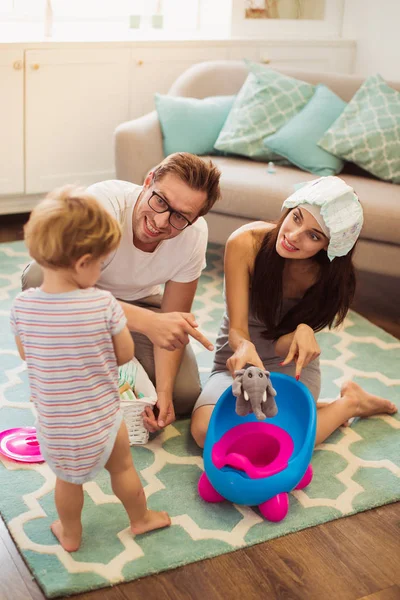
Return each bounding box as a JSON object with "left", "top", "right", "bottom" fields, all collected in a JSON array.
[{"left": 142, "top": 406, "right": 158, "bottom": 433}]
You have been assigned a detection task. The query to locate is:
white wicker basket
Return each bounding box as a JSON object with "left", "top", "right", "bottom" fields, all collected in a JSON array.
[
  {"left": 121, "top": 394, "right": 157, "bottom": 445},
  {"left": 119, "top": 358, "right": 157, "bottom": 446}
]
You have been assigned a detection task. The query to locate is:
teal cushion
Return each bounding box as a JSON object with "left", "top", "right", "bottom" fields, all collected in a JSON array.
[
  {"left": 263, "top": 84, "right": 347, "bottom": 176},
  {"left": 214, "top": 61, "right": 315, "bottom": 161},
  {"left": 154, "top": 93, "right": 235, "bottom": 156},
  {"left": 318, "top": 74, "right": 400, "bottom": 183}
]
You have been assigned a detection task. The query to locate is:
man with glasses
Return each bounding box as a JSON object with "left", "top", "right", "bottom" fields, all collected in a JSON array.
[{"left": 22, "top": 152, "right": 221, "bottom": 433}]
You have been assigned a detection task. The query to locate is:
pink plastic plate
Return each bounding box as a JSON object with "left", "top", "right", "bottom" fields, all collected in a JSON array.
[{"left": 0, "top": 427, "right": 44, "bottom": 463}]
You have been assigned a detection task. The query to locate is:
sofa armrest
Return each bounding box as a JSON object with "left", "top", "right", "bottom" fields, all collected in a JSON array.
[
  {"left": 114, "top": 110, "right": 164, "bottom": 185},
  {"left": 168, "top": 60, "right": 247, "bottom": 99}
]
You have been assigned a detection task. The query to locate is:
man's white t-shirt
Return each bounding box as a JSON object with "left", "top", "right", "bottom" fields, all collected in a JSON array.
[{"left": 86, "top": 180, "right": 208, "bottom": 302}]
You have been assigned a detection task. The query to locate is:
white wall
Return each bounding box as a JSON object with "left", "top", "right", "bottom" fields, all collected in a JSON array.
[{"left": 342, "top": 0, "right": 400, "bottom": 80}]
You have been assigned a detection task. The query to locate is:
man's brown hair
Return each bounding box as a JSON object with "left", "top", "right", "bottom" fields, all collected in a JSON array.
[{"left": 151, "top": 152, "right": 221, "bottom": 216}]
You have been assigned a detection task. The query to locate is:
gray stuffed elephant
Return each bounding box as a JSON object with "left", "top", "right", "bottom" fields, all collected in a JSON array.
[{"left": 232, "top": 366, "right": 278, "bottom": 420}]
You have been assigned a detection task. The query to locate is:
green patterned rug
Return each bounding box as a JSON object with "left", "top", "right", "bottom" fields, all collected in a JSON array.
[{"left": 0, "top": 241, "right": 399, "bottom": 599}]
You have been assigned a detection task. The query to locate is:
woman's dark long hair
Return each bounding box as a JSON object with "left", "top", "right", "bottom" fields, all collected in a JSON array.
[{"left": 250, "top": 209, "right": 357, "bottom": 340}]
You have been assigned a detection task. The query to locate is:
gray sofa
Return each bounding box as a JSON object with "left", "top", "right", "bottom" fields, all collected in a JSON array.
[{"left": 115, "top": 60, "right": 400, "bottom": 277}]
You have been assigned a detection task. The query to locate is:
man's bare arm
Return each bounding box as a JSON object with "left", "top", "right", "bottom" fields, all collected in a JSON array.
[
  {"left": 144, "top": 279, "right": 203, "bottom": 431},
  {"left": 118, "top": 299, "right": 213, "bottom": 351}
]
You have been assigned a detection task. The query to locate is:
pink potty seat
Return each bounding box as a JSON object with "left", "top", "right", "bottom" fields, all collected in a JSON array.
[{"left": 212, "top": 422, "right": 294, "bottom": 479}]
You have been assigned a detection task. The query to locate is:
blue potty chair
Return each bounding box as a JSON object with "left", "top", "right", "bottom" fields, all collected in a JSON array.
[{"left": 198, "top": 373, "right": 317, "bottom": 521}]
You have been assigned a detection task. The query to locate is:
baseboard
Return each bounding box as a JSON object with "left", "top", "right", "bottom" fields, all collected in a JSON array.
[{"left": 0, "top": 194, "right": 42, "bottom": 216}]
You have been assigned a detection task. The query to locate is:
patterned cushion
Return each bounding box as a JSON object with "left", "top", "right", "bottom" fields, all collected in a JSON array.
[
  {"left": 214, "top": 61, "right": 315, "bottom": 161},
  {"left": 318, "top": 74, "right": 400, "bottom": 184}
]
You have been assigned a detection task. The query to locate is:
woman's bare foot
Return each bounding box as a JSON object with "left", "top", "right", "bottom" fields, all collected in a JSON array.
[
  {"left": 340, "top": 381, "right": 398, "bottom": 420},
  {"left": 51, "top": 520, "right": 81, "bottom": 552},
  {"left": 131, "top": 510, "right": 171, "bottom": 535}
]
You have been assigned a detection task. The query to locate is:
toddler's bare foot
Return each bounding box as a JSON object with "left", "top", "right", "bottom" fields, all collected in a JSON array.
[
  {"left": 341, "top": 381, "right": 397, "bottom": 420},
  {"left": 51, "top": 520, "right": 81, "bottom": 552},
  {"left": 131, "top": 510, "right": 171, "bottom": 535}
]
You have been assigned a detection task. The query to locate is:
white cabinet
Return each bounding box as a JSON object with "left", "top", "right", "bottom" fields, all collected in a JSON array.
[
  {"left": 25, "top": 48, "right": 131, "bottom": 194},
  {"left": 254, "top": 42, "right": 355, "bottom": 73},
  {"left": 129, "top": 45, "right": 229, "bottom": 118},
  {"left": 0, "top": 38, "right": 356, "bottom": 210},
  {"left": 227, "top": 41, "right": 355, "bottom": 72},
  {"left": 0, "top": 49, "right": 24, "bottom": 195}
]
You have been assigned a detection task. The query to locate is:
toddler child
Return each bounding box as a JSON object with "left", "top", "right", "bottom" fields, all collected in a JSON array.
[{"left": 10, "top": 186, "right": 170, "bottom": 552}]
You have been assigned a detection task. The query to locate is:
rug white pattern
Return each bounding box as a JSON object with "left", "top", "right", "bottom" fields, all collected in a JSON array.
[{"left": 0, "top": 241, "right": 399, "bottom": 598}]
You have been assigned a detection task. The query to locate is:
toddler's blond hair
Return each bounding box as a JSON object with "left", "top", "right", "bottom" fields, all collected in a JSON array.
[{"left": 24, "top": 186, "right": 121, "bottom": 268}]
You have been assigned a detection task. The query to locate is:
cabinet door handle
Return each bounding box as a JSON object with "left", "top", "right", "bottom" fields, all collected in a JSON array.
[
  {"left": 13, "top": 60, "right": 23, "bottom": 70},
  {"left": 261, "top": 57, "right": 271, "bottom": 64},
  {"left": 137, "top": 60, "right": 143, "bottom": 66},
  {"left": 31, "top": 63, "right": 40, "bottom": 70}
]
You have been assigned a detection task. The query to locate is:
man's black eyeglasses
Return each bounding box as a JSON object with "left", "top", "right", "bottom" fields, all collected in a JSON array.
[{"left": 148, "top": 191, "right": 194, "bottom": 231}]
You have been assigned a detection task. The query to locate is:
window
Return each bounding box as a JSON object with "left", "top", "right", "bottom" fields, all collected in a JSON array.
[
  {"left": 1, "top": 0, "right": 45, "bottom": 19},
  {"left": 1, "top": 0, "right": 232, "bottom": 35}
]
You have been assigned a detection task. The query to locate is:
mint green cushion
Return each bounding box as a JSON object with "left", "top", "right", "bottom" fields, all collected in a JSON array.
[
  {"left": 318, "top": 74, "right": 400, "bottom": 183},
  {"left": 263, "top": 84, "right": 347, "bottom": 176},
  {"left": 214, "top": 61, "right": 315, "bottom": 161},
  {"left": 154, "top": 93, "right": 235, "bottom": 156}
]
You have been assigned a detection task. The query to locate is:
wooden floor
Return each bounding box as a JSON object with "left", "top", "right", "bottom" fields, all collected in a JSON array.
[{"left": 1, "top": 214, "right": 399, "bottom": 600}]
